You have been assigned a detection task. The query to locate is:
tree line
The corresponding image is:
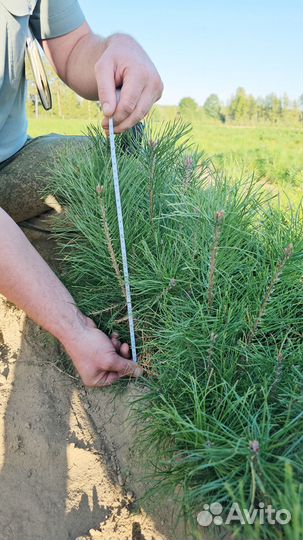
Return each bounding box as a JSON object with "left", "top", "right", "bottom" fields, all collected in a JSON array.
[
  {"left": 26, "top": 56, "right": 302, "bottom": 126},
  {"left": 179, "top": 88, "right": 303, "bottom": 125}
]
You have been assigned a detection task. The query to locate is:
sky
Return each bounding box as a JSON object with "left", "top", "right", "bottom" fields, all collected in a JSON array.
[{"left": 79, "top": 0, "right": 302, "bottom": 106}]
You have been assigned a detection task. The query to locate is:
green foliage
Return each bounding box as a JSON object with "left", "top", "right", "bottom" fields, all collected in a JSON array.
[
  {"left": 225, "top": 88, "right": 301, "bottom": 125},
  {"left": 229, "top": 87, "right": 254, "bottom": 122},
  {"left": 178, "top": 97, "right": 199, "bottom": 114},
  {"left": 190, "top": 124, "right": 303, "bottom": 208},
  {"left": 203, "top": 93, "right": 223, "bottom": 121},
  {"left": 263, "top": 93, "right": 283, "bottom": 123},
  {"left": 168, "top": 120, "right": 303, "bottom": 207},
  {"left": 178, "top": 97, "right": 201, "bottom": 124},
  {"left": 49, "top": 121, "right": 303, "bottom": 539},
  {"left": 29, "top": 117, "right": 303, "bottom": 210}
]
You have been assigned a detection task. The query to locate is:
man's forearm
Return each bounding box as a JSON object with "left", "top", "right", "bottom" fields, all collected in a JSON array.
[
  {"left": 0, "top": 209, "right": 141, "bottom": 386},
  {"left": 43, "top": 23, "right": 106, "bottom": 101},
  {"left": 0, "top": 209, "right": 83, "bottom": 344},
  {"left": 64, "top": 32, "right": 106, "bottom": 100}
]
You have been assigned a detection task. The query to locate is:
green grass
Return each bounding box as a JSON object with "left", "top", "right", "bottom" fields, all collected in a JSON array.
[
  {"left": 192, "top": 123, "right": 303, "bottom": 207},
  {"left": 28, "top": 116, "right": 97, "bottom": 137},
  {"left": 192, "top": 124, "right": 303, "bottom": 185},
  {"left": 28, "top": 116, "right": 303, "bottom": 207}
]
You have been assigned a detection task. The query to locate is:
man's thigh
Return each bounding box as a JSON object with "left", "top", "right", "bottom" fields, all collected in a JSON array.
[{"left": 0, "top": 134, "right": 89, "bottom": 223}]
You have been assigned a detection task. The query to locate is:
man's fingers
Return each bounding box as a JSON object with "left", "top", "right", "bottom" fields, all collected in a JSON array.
[
  {"left": 120, "top": 342, "right": 131, "bottom": 359},
  {"left": 91, "top": 354, "right": 142, "bottom": 387},
  {"left": 95, "top": 55, "right": 117, "bottom": 117},
  {"left": 111, "top": 334, "right": 130, "bottom": 359},
  {"left": 106, "top": 353, "right": 143, "bottom": 378},
  {"left": 111, "top": 332, "right": 121, "bottom": 353},
  {"left": 112, "top": 88, "right": 154, "bottom": 133},
  {"left": 94, "top": 371, "right": 121, "bottom": 387},
  {"left": 110, "top": 76, "right": 144, "bottom": 127}
]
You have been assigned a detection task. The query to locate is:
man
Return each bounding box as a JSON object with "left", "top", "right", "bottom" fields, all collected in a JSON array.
[{"left": 0, "top": 0, "right": 163, "bottom": 385}]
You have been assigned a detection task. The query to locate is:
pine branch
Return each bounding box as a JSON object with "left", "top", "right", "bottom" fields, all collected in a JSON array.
[
  {"left": 148, "top": 140, "right": 158, "bottom": 222},
  {"left": 183, "top": 156, "right": 194, "bottom": 191},
  {"left": 207, "top": 331, "right": 217, "bottom": 372},
  {"left": 48, "top": 122, "right": 303, "bottom": 540},
  {"left": 269, "top": 333, "right": 289, "bottom": 395},
  {"left": 246, "top": 243, "right": 294, "bottom": 345},
  {"left": 96, "top": 185, "right": 126, "bottom": 299},
  {"left": 207, "top": 210, "right": 225, "bottom": 310}
]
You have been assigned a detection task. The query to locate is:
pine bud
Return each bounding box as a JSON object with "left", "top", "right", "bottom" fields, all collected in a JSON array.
[
  {"left": 96, "top": 184, "right": 104, "bottom": 194},
  {"left": 249, "top": 440, "right": 260, "bottom": 453},
  {"left": 215, "top": 210, "right": 225, "bottom": 222}
]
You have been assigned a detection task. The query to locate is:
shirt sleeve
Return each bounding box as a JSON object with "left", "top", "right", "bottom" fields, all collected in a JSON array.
[{"left": 30, "top": 0, "right": 85, "bottom": 40}]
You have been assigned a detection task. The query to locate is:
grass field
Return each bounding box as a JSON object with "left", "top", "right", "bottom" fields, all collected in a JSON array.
[
  {"left": 28, "top": 117, "right": 93, "bottom": 137},
  {"left": 28, "top": 116, "right": 303, "bottom": 206}
]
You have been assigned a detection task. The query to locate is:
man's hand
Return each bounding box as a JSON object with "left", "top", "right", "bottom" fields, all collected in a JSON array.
[
  {"left": 0, "top": 209, "right": 142, "bottom": 388},
  {"left": 62, "top": 316, "right": 142, "bottom": 387},
  {"left": 43, "top": 23, "right": 163, "bottom": 134},
  {"left": 95, "top": 34, "right": 163, "bottom": 134}
]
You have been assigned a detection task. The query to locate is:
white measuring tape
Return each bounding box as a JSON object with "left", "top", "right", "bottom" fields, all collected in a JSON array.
[{"left": 108, "top": 117, "right": 138, "bottom": 363}]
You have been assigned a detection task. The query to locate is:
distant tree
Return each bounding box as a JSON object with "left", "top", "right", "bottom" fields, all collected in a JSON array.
[
  {"left": 178, "top": 97, "right": 198, "bottom": 119},
  {"left": 203, "top": 94, "right": 221, "bottom": 119},
  {"left": 247, "top": 94, "right": 257, "bottom": 121},
  {"left": 297, "top": 95, "right": 303, "bottom": 124},
  {"left": 255, "top": 96, "right": 265, "bottom": 122},
  {"left": 264, "top": 93, "right": 282, "bottom": 123},
  {"left": 298, "top": 95, "right": 303, "bottom": 123},
  {"left": 228, "top": 87, "right": 250, "bottom": 122},
  {"left": 282, "top": 92, "right": 289, "bottom": 111}
]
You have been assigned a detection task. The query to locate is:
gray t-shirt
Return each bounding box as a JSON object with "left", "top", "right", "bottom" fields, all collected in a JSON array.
[{"left": 0, "top": 0, "right": 85, "bottom": 163}]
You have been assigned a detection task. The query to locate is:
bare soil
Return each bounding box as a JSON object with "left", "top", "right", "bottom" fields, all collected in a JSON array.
[{"left": 0, "top": 228, "right": 186, "bottom": 540}]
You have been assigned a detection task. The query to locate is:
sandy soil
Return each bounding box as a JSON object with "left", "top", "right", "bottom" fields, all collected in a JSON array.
[{"left": 0, "top": 227, "right": 186, "bottom": 540}]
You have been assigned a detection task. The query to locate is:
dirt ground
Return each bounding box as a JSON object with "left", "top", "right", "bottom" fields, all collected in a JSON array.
[{"left": 0, "top": 227, "right": 186, "bottom": 540}]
